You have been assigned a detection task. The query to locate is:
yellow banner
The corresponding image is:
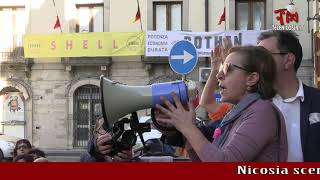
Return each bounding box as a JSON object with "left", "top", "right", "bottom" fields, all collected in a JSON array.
[{"left": 24, "top": 32, "right": 145, "bottom": 58}]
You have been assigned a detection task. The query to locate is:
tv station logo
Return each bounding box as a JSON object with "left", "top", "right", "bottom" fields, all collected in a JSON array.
[{"left": 272, "top": 0, "right": 303, "bottom": 31}]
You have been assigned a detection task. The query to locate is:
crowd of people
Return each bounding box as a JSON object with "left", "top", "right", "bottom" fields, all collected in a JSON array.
[{"left": 11, "top": 139, "right": 48, "bottom": 162}]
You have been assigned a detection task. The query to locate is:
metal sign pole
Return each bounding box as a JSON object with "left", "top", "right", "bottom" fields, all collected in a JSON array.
[{"left": 182, "top": 75, "right": 186, "bottom": 81}]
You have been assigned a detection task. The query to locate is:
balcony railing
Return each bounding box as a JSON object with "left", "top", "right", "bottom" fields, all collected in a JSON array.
[{"left": 0, "top": 34, "right": 24, "bottom": 62}]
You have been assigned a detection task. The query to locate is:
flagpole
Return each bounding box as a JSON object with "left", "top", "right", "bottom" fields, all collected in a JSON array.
[
  {"left": 52, "top": 0, "right": 62, "bottom": 33},
  {"left": 136, "top": 0, "right": 143, "bottom": 31},
  {"left": 224, "top": 0, "right": 226, "bottom": 31}
]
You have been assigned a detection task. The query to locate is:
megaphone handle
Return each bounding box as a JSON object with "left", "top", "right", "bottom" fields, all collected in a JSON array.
[
  {"left": 137, "top": 131, "right": 148, "bottom": 150},
  {"left": 130, "top": 112, "right": 148, "bottom": 151},
  {"left": 102, "top": 121, "right": 109, "bottom": 131}
]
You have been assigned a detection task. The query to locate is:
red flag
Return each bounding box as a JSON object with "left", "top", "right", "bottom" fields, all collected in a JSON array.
[
  {"left": 54, "top": 16, "right": 61, "bottom": 29},
  {"left": 218, "top": 7, "right": 225, "bottom": 25},
  {"left": 134, "top": 3, "right": 141, "bottom": 22}
]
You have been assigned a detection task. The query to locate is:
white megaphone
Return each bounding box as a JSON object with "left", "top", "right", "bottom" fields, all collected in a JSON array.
[{"left": 100, "top": 76, "right": 198, "bottom": 130}]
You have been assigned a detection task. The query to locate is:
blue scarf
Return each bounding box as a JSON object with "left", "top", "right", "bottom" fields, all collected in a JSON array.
[{"left": 214, "top": 93, "right": 261, "bottom": 147}]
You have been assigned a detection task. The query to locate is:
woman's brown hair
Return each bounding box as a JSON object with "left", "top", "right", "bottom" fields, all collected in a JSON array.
[{"left": 228, "top": 46, "right": 277, "bottom": 99}]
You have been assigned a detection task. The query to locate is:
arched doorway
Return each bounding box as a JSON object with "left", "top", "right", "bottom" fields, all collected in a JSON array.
[{"left": 73, "top": 85, "right": 101, "bottom": 147}]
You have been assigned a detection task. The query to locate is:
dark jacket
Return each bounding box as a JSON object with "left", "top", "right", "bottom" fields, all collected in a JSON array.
[{"left": 301, "top": 85, "right": 320, "bottom": 162}]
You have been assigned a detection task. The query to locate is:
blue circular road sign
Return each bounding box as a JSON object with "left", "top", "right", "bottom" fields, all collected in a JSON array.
[{"left": 169, "top": 40, "right": 198, "bottom": 75}]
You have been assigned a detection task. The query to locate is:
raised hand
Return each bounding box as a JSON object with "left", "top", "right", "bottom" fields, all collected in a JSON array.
[{"left": 211, "top": 45, "right": 223, "bottom": 75}]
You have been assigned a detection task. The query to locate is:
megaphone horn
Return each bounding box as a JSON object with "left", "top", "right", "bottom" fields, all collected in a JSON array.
[{"left": 100, "top": 76, "right": 197, "bottom": 129}]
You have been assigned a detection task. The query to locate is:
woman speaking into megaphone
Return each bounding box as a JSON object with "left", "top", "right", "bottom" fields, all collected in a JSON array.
[{"left": 155, "top": 45, "right": 288, "bottom": 162}]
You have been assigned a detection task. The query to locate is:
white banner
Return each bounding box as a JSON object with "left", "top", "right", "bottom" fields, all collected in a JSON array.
[{"left": 146, "top": 30, "right": 264, "bottom": 57}]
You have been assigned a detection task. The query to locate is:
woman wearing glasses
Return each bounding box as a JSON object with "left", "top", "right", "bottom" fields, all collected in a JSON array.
[
  {"left": 13, "top": 139, "right": 32, "bottom": 161},
  {"left": 155, "top": 46, "right": 288, "bottom": 162}
]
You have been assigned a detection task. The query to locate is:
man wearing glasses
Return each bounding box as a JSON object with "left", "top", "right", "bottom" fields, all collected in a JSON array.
[{"left": 258, "top": 30, "right": 320, "bottom": 162}]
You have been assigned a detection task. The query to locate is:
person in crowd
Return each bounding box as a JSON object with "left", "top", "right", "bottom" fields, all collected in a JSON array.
[
  {"left": 81, "top": 116, "right": 133, "bottom": 162},
  {"left": 29, "top": 148, "right": 47, "bottom": 161},
  {"left": 13, "top": 154, "right": 34, "bottom": 162},
  {"left": 258, "top": 30, "right": 320, "bottom": 162},
  {"left": 13, "top": 139, "right": 32, "bottom": 160},
  {"left": 155, "top": 46, "right": 288, "bottom": 162}
]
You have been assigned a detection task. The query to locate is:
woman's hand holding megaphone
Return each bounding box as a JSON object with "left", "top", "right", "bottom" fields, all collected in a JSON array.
[
  {"left": 155, "top": 92, "right": 196, "bottom": 133},
  {"left": 154, "top": 108, "right": 174, "bottom": 129}
]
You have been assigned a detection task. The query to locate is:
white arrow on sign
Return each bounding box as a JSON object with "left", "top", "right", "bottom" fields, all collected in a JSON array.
[{"left": 171, "top": 50, "right": 194, "bottom": 64}]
